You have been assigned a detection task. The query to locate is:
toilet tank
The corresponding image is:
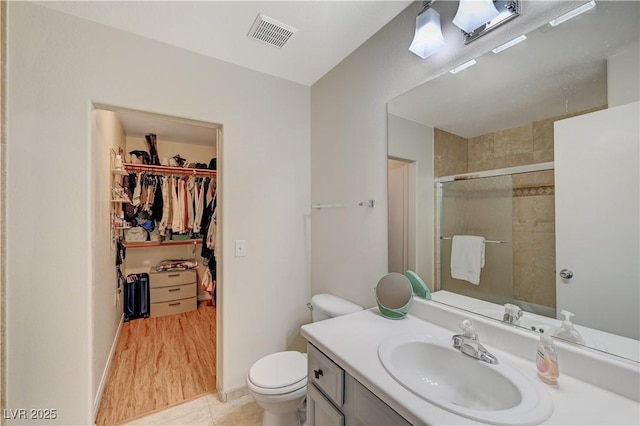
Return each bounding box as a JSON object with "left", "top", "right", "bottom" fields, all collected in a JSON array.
[{"left": 310, "top": 293, "right": 363, "bottom": 322}]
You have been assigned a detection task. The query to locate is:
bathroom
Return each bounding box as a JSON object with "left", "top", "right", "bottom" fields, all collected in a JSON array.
[{"left": 2, "top": 1, "right": 639, "bottom": 425}]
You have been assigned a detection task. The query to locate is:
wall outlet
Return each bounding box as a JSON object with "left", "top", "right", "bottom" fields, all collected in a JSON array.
[{"left": 235, "top": 240, "right": 247, "bottom": 257}]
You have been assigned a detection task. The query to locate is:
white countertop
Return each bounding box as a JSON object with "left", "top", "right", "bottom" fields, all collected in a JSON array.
[{"left": 301, "top": 304, "right": 640, "bottom": 425}]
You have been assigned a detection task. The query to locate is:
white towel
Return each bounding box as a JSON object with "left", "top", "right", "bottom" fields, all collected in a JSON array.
[{"left": 450, "top": 235, "right": 485, "bottom": 285}]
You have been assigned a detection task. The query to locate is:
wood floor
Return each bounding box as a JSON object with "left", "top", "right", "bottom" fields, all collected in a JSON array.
[{"left": 96, "top": 301, "right": 216, "bottom": 425}]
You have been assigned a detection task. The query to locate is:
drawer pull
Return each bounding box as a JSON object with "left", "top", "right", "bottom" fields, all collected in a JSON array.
[
  {"left": 168, "top": 288, "right": 181, "bottom": 292},
  {"left": 168, "top": 302, "right": 181, "bottom": 307},
  {"left": 167, "top": 274, "right": 180, "bottom": 277},
  {"left": 314, "top": 369, "right": 323, "bottom": 379}
]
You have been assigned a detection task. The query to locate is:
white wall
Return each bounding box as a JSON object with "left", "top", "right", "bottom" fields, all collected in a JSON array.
[
  {"left": 607, "top": 40, "right": 640, "bottom": 108},
  {"left": 93, "top": 110, "right": 126, "bottom": 413},
  {"left": 310, "top": 1, "right": 580, "bottom": 308},
  {"left": 6, "top": 3, "right": 310, "bottom": 424},
  {"left": 387, "top": 114, "right": 434, "bottom": 288}
]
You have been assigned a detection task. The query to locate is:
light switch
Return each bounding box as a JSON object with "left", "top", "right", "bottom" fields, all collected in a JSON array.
[{"left": 235, "top": 240, "right": 247, "bottom": 257}]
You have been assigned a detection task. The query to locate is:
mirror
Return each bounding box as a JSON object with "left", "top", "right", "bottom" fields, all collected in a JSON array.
[
  {"left": 387, "top": 1, "right": 639, "bottom": 362},
  {"left": 376, "top": 273, "right": 414, "bottom": 319}
]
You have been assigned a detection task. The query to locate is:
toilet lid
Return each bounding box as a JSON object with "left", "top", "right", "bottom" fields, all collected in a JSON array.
[{"left": 249, "top": 351, "right": 307, "bottom": 389}]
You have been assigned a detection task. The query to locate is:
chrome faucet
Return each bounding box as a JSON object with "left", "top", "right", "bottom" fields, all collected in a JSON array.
[
  {"left": 452, "top": 319, "right": 499, "bottom": 364},
  {"left": 503, "top": 303, "right": 523, "bottom": 325}
]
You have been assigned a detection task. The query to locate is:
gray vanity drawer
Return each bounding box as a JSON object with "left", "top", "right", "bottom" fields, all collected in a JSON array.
[{"left": 308, "top": 344, "right": 345, "bottom": 407}]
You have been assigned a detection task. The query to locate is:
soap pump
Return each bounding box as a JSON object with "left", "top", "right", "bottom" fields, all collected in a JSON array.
[{"left": 553, "top": 310, "right": 585, "bottom": 344}]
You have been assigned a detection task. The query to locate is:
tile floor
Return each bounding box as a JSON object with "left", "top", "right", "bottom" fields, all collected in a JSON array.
[{"left": 123, "top": 393, "right": 264, "bottom": 426}]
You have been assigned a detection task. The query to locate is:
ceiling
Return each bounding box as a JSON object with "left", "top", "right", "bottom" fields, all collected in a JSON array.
[
  {"left": 36, "top": 0, "right": 412, "bottom": 86},
  {"left": 387, "top": 1, "right": 640, "bottom": 138}
]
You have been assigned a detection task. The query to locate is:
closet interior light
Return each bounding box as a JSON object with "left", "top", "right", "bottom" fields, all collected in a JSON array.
[
  {"left": 409, "top": 2, "right": 446, "bottom": 59},
  {"left": 491, "top": 34, "right": 526, "bottom": 53},
  {"left": 549, "top": 1, "right": 596, "bottom": 27},
  {"left": 449, "top": 59, "right": 477, "bottom": 74}
]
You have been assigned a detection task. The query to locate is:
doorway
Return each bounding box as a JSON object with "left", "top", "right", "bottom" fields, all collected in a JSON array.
[
  {"left": 387, "top": 158, "right": 416, "bottom": 274},
  {"left": 92, "top": 106, "right": 221, "bottom": 424}
]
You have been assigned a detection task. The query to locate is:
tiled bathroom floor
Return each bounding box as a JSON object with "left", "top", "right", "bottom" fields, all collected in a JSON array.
[{"left": 123, "top": 393, "right": 263, "bottom": 426}]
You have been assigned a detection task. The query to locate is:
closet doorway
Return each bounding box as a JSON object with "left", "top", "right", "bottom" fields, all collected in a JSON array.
[{"left": 92, "top": 106, "right": 221, "bottom": 425}]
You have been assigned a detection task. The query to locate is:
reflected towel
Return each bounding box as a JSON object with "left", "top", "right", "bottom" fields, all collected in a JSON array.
[{"left": 451, "top": 235, "right": 485, "bottom": 285}]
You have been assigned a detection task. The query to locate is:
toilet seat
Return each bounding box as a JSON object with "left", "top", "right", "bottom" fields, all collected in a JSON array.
[{"left": 247, "top": 351, "right": 308, "bottom": 395}]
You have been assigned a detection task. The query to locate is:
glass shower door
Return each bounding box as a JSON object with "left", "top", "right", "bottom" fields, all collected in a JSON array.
[{"left": 439, "top": 175, "right": 513, "bottom": 306}]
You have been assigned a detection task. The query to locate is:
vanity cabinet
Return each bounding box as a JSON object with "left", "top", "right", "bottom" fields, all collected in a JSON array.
[
  {"left": 307, "top": 344, "right": 411, "bottom": 426},
  {"left": 149, "top": 269, "right": 197, "bottom": 317}
]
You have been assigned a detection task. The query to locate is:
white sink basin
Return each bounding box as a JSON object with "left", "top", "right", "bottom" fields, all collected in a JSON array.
[{"left": 378, "top": 334, "right": 553, "bottom": 425}]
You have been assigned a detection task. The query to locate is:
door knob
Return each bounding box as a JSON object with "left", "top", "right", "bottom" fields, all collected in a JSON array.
[{"left": 559, "top": 269, "right": 574, "bottom": 279}]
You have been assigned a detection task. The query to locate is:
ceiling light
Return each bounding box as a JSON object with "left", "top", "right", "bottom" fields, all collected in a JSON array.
[
  {"left": 453, "top": 0, "right": 500, "bottom": 33},
  {"left": 549, "top": 1, "right": 596, "bottom": 27},
  {"left": 449, "top": 59, "right": 477, "bottom": 74},
  {"left": 491, "top": 34, "right": 526, "bottom": 53},
  {"left": 409, "top": 3, "right": 446, "bottom": 59}
]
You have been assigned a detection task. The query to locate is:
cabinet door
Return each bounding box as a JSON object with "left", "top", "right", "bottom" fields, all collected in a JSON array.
[
  {"left": 346, "top": 377, "right": 412, "bottom": 426},
  {"left": 307, "top": 383, "right": 344, "bottom": 426}
]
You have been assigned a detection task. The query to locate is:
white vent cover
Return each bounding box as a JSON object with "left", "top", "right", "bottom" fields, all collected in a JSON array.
[{"left": 248, "top": 13, "right": 297, "bottom": 48}]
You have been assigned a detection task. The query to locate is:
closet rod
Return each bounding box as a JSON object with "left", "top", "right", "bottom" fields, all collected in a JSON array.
[
  {"left": 123, "top": 163, "right": 217, "bottom": 177},
  {"left": 312, "top": 200, "right": 375, "bottom": 209}
]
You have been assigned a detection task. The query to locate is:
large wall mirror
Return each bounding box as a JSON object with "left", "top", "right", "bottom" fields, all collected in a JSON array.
[{"left": 387, "top": 1, "right": 639, "bottom": 362}]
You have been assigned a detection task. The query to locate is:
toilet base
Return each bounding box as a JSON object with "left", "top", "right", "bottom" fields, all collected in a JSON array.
[{"left": 262, "top": 409, "right": 300, "bottom": 426}]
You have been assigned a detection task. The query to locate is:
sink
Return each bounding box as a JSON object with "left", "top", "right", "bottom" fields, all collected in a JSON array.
[{"left": 378, "top": 334, "right": 553, "bottom": 425}]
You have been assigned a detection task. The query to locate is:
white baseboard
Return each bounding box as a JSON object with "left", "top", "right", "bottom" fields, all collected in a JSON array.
[
  {"left": 218, "top": 385, "right": 248, "bottom": 403},
  {"left": 93, "top": 314, "right": 124, "bottom": 420}
]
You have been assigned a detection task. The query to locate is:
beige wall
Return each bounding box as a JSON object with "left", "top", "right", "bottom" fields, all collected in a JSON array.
[
  {"left": 1, "top": 0, "right": 6, "bottom": 424},
  {"left": 6, "top": 3, "right": 310, "bottom": 424},
  {"left": 93, "top": 110, "right": 127, "bottom": 413}
]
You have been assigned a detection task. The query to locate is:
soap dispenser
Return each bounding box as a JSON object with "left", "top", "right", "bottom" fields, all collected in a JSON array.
[
  {"left": 553, "top": 310, "right": 585, "bottom": 344},
  {"left": 536, "top": 333, "right": 559, "bottom": 385}
]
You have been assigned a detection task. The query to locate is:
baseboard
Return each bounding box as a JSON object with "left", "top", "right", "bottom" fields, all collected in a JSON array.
[
  {"left": 93, "top": 314, "right": 124, "bottom": 420},
  {"left": 217, "top": 385, "right": 248, "bottom": 403}
]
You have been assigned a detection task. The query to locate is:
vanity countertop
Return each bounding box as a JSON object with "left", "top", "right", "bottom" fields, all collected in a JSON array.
[{"left": 300, "top": 305, "right": 640, "bottom": 425}]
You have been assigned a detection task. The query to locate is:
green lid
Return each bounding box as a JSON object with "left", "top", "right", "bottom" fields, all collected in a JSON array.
[{"left": 405, "top": 270, "right": 431, "bottom": 300}]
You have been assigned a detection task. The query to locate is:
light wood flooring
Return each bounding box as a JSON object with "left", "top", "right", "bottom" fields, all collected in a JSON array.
[{"left": 96, "top": 301, "right": 216, "bottom": 425}]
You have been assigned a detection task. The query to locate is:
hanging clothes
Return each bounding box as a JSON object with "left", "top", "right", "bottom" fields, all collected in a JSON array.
[{"left": 171, "top": 176, "right": 183, "bottom": 233}]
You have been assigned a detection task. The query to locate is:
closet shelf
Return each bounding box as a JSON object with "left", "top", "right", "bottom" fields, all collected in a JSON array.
[
  {"left": 111, "top": 168, "right": 129, "bottom": 176},
  {"left": 124, "top": 240, "right": 203, "bottom": 249},
  {"left": 123, "top": 163, "right": 217, "bottom": 177}
]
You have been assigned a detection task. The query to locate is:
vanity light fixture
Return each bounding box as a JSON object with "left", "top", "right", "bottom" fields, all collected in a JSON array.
[
  {"left": 449, "top": 59, "right": 477, "bottom": 74},
  {"left": 548, "top": 0, "right": 596, "bottom": 27},
  {"left": 458, "top": 1, "right": 521, "bottom": 45},
  {"left": 453, "top": 0, "right": 500, "bottom": 33},
  {"left": 491, "top": 34, "right": 526, "bottom": 53},
  {"left": 409, "top": 1, "right": 446, "bottom": 59}
]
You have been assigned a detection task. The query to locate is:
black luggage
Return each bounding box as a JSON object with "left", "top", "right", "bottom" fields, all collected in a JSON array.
[{"left": 124, "top": 273, "right": 150, "bottom": 321}]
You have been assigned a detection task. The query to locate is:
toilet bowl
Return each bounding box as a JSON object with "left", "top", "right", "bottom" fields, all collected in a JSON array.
[{"left": 247, "top": 294, "right": 363, "bottom": 426}]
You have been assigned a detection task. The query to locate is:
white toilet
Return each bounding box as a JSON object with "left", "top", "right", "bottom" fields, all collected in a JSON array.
[{"left": 246, "top": 293, "right": 363, "bottom": 426}]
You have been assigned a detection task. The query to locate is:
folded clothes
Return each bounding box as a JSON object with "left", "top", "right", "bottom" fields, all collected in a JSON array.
[{"left": 155, "top": 259, "right": 198, "bottom": 272}]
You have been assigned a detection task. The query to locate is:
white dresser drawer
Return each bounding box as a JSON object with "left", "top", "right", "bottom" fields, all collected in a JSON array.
[
  {"left": 150, "top": 282, "right": 197, "bottom": 304},
  {"left": 308, "top": 344, "right": 345, "bottom": 408},
  {"left": 150, "top": 270, "right": 197, "bottom": 288},
  {"left": 151, "top": 296, "right": 197, "bottom": 317}
]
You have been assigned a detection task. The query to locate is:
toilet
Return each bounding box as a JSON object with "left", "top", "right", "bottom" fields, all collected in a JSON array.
[{"left": 246, "top": 293, "right": 363, "bottom": 426}]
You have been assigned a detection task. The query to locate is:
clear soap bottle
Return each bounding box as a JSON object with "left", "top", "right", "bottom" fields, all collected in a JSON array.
[{"left": 536, "top": 333, "right": 559, "bottom": 385}]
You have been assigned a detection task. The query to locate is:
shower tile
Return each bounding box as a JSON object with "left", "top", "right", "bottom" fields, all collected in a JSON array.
[
  {"left": 533, "top": 118, "right": 554, "bottom": 153},
  {"left": 494, "top": 123, "right": 533, "bottom": 156},
  {"left": 468, "top": 133, "right": 494, "bottom": 162}
]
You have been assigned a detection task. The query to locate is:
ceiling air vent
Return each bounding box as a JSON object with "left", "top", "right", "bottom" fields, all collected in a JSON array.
[{"left": 248, "top": 13, "right": 298, "bottom": 48}]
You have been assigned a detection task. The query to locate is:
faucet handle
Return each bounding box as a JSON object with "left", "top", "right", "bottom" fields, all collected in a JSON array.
[{"left": 459, "top": 319, "right": 477, "bottom": 338}]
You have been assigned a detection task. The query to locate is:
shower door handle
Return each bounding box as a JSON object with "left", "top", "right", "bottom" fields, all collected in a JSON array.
[{"left": 559, "top": 269, "right": 574, "bottom": 279}]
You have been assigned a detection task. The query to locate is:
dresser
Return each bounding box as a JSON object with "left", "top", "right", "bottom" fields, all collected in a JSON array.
[{"left": 149, "top": 269, "right": 197, "bottom": 317}]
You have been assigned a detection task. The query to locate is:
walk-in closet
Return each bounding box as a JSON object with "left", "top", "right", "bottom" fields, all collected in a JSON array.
[{"left": 93, "top": 107, "right": 221, "bottom": 425}]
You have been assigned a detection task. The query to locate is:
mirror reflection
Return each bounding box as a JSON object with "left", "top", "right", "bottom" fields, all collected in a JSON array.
[{"left": 387, "top": 1, "right": 639, "bottom": 362}]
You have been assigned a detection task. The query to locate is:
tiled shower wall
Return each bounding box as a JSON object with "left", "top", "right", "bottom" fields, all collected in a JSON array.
[{"left": 434, "top": 106, "right": 605, "bottom": 310}]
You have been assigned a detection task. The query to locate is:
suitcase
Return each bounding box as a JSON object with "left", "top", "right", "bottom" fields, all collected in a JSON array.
[{"left": 124, "top": 273, "right": 151, "bottom": 321}]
